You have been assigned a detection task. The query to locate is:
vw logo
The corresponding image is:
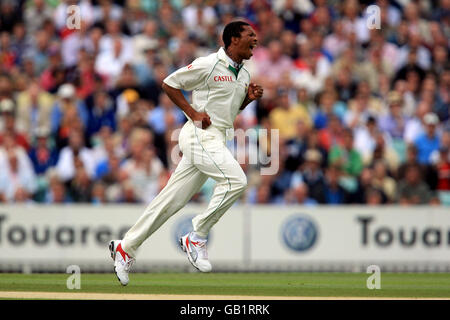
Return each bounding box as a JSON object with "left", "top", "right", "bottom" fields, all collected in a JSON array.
[{"left": 281, "top": 215, "right": 318, "bottom": 252}]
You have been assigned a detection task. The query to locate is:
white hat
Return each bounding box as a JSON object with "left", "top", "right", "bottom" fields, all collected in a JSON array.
[
  {"left": 35, "top": 126, "right": 50, "bottom": 138},
  {"left": 57, "top": 83, "right": 76, "bottom": 99},
  {"left": 423, "top": 112, "right": 439, "bottom": 126},
  {"left": 0, "top": 99, "right": 15, "bottom": 113},
  {"left": 305, "top": 149, "right": 322, "bottom": 163}
]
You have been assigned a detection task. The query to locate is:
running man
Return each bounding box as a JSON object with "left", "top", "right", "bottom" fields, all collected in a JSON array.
[{"left": 109, "top": 21, "right": 263, "bottom": 285}]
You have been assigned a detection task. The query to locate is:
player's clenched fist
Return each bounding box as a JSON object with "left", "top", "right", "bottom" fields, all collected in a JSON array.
[
  {"left": 247, "top": 83, "right": 263, "bottom": 100},
  {"left": 191, "top": 111, "right": 211, "bottom": 129}
]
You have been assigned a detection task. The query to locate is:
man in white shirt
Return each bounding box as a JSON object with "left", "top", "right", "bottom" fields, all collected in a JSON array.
[{"left": 109, "top": 21, "right": 263, "bottom": 285}]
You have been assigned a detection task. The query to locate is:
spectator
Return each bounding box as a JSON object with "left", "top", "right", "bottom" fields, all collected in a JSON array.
[
  {"left": 323, "top": 165, "right": 349, "bottom": 204},
  {"left": 148, "top": 92, "right": 185, "bottom": 136},
  {"left": 55, "top": 129, "right": 95, "bottom": 182},
  {"left": 313, "top": 90, "right": 343, "bottom": 130},
  {"left": 285, "top": 183, "right": 318, "bottom": 206},
  {"left": 68, "top": 165, "right": 92, "bottom": 202},
  {"left": 0, "top": 135, "right": 37, "bottom": 202},
  {"left": 50, "top": 83, "right": 88, "bottom": 137},
  {"left": 28, "top": 126, "right": 58, "bottom": 176},
  {"left": 328, "top": 128, "right": 363, "bottom": 177},
  {"left": 396, "top": 163, "right": 432, "bottom": 205},
  {"left": 120, "top": 128, "right": 164, "bottom": 203},
  {"left": 269, "top": 88, "right": 311, "bottom": 141},
  {"left": 0, "top": 98, "right": 30, "bottom": 151},
  {"left": 24, "top": 0, "right": 53, "bottom": 35},
  {"left": 317, "top": 114, "right": 344, "bottom": 151},
  {"left": 414, "top": 112, "right": 441, "bottom": 164},
  {"left": 253, "top": 39, "right": 293, "bottom": 87},
  {"left": 365, "top": 187, "right": 385, "bottom": 206},
  {"left": 86, "top": 90, "right": 116, "bottom": 139},
  {"left": 371, "top": 160, "right": 396, "bottom": 203},
  {"left": 298, "top": 148, "right": 326, "bottom": 203},
  {"left": 378, "top": 91, "right": 408, "bottom": 140},
  {"left": 15, "top": 79, "right": 54, "bottom": 138},
  {"left": 95, "top": 36, "right": 133, "bottom": 87}
]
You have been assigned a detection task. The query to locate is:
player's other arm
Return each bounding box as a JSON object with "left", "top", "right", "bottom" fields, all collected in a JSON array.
[
  {"left": 240, "top": 83, "right": 263, "bottom": 110},
  {"left": 162, "top": 59, "right": 211, "bottom": 129},
  {"left": 162, "top": 83, "right": 211, "bottom": 129}
]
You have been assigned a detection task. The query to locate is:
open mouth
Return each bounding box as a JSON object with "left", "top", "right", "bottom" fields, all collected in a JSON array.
[{"left": 249, "top": 43, "right": 257, "bottom": 53}]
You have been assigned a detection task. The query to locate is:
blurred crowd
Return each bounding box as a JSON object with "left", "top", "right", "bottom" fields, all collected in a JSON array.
[{"left": 0, "top": 0, "right": 448, "bottom": 206}]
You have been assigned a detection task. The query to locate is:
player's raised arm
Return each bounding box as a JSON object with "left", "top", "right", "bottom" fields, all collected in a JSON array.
[{"left": 240, "top": 82, "right": 264, "bottom": 110}]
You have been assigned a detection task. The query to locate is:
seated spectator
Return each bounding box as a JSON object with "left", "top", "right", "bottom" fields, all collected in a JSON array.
[
  {"left": 396, "top": 163, "right": 432, "bottom": 205},
  {"left": 0, "top": 99, "right": 30, "bottom": 151},
  {"left": 119, "top": 128, "right": 164, "bottom": 203},
  {"left": 378, "top": 91, "right": 409, "bottom": 140},
  {"left": 95, "top": 36, "right": 133, "bottom": 87},
  {"left": 74, "top": 52, "right": 106, "bottom": 100},
  {"left": 365, "top": 187, "right": 385, "bottom": 206},
  {"left": 148, "top": 92, "right": 185, "bottom": 136},
  {"left": 86, "top": 90, "right": 116, "bottom": 140},
  {"left": 318, "top": 114, "right": 344, "bottom": 151},
  {"left": 253, "top": 39, "right": 293, "bottom": 88},
  {"left": 15, "top": 79, "right": 54, "bottom": 139},
  {"left": 50, "top": 83, "right": 88, "bottom": 136},
  {"left": 371, "top": 160, "right": 396, "bottom": 203},
  {"left": 328, "top": 128, "right": 363, "bottom": 177},
  {"left": 91, "top": 181, "right": 107, "bottom": 204},
  {"left": 366, "top": 132, "right": 400, "bottom": 174},
  {"left": 284, "top": 119, "right": 310, "bottom": 172},
  {"left": 299, "top": 148, "right": 327, "bottom": 203},
  {"left": 351, "top": 167, "right": 375, "bottom": 204},
  {"left": 44, "top": 169, "right": 71, "bottom": 203},
  {"left": 313, "top": 90, "right": 344, "bottom": 130},
  {"left": 68, "top": 165, "right": 92, "bottom": 203},
  {"left": 414, "top": 112, "right": 441, "bottom": 165},
  {"left": 28, "top": 126, "right": 58, "bottom": 176},
  {"left": 435, "top": 146, "right": 450, "bottom": 191},
  {"left": 0, "top": 136, "right": 37, "bottom": 202},
  {"left": 285, "top": 184, "right": 318, "bottom": 206},
  {"left": 323, "top": 165, "right": 349, "bottom": 204},
  {"left": 269, "top": 88, "right": 311, "bottom": 141},
  {"left": 55, "top": 129, "right": 95, "bottom": 182}
]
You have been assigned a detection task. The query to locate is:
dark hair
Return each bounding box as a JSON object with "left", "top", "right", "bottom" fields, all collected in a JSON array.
[{"left": 222, "top": 21, "right": 250, "bottom": 49}]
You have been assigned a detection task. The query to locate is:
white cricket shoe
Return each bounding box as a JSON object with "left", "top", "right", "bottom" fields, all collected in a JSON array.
[
  {"left": 109, "top": 240, "right": 135, "bottom": 286},
  {"left": 179, "top": 232, "right": 212, "bottom": 272}
]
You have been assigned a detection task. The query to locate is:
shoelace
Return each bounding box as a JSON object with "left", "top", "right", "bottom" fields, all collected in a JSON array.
[
  {"left": 194, "top": 240, "right": 208, "bottom": 260},
  {"left": 124, "top": 257, "right": 135, "bottom": 271}
]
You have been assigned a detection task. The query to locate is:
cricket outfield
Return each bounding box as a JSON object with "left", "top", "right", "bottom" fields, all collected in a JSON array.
[{"left": 0, "top": 272, "right": 449, "bottom": 300}]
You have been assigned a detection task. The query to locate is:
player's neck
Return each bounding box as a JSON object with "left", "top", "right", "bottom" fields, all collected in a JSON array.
[{"left": 225, "top": 48, "right": 243, "bottom": 66}]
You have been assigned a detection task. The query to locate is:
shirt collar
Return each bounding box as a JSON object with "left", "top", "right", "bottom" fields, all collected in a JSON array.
[{"left": 218, "top": 47, "right": 243, "bottom": 70}]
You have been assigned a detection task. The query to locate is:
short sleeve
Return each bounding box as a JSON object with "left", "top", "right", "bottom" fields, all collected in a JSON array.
[{"left": 163, "top": 57, "right": 210, "bottom": 91}]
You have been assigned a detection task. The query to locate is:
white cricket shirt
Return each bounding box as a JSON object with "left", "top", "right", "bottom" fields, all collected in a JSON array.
[{"left": 163, "top": 47, "right": 250, "bottom": 130}]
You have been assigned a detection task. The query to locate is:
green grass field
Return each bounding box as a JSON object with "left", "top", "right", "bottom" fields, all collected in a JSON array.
[{"left": 1, "top": 272, "right": 450, "bottom": 298}]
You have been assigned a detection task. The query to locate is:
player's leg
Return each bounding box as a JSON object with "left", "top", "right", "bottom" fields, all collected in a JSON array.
[
  {"left": 120, "top": 155, "right": 208, "bottom": 257},
  {"left": 191, "top": 142, "right": 247, "bottom": 237},
  {"left": 179, "top": 125, "right": 247, "bottom": 272},
  {"left": 110, "top": 155, "right": 207, "bottom": 285}
]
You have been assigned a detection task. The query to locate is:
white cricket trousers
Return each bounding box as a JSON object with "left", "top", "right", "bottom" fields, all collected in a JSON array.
[{"left": 121, "top": 120, "right": 247, "bottom": 257}]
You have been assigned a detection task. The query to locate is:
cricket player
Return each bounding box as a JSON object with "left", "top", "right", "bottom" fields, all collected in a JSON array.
[{"left": 109, "top": 21, "right": 263, "bottom": 285}]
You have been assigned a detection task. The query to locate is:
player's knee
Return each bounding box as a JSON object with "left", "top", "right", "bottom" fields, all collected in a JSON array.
[{"left": 235, "top": 175, "right": 247, "bottom": 193}]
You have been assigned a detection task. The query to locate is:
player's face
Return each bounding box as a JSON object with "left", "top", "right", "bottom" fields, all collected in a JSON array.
[{"left": 237, "top": 26, "right": 258, "bottom": 60}]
